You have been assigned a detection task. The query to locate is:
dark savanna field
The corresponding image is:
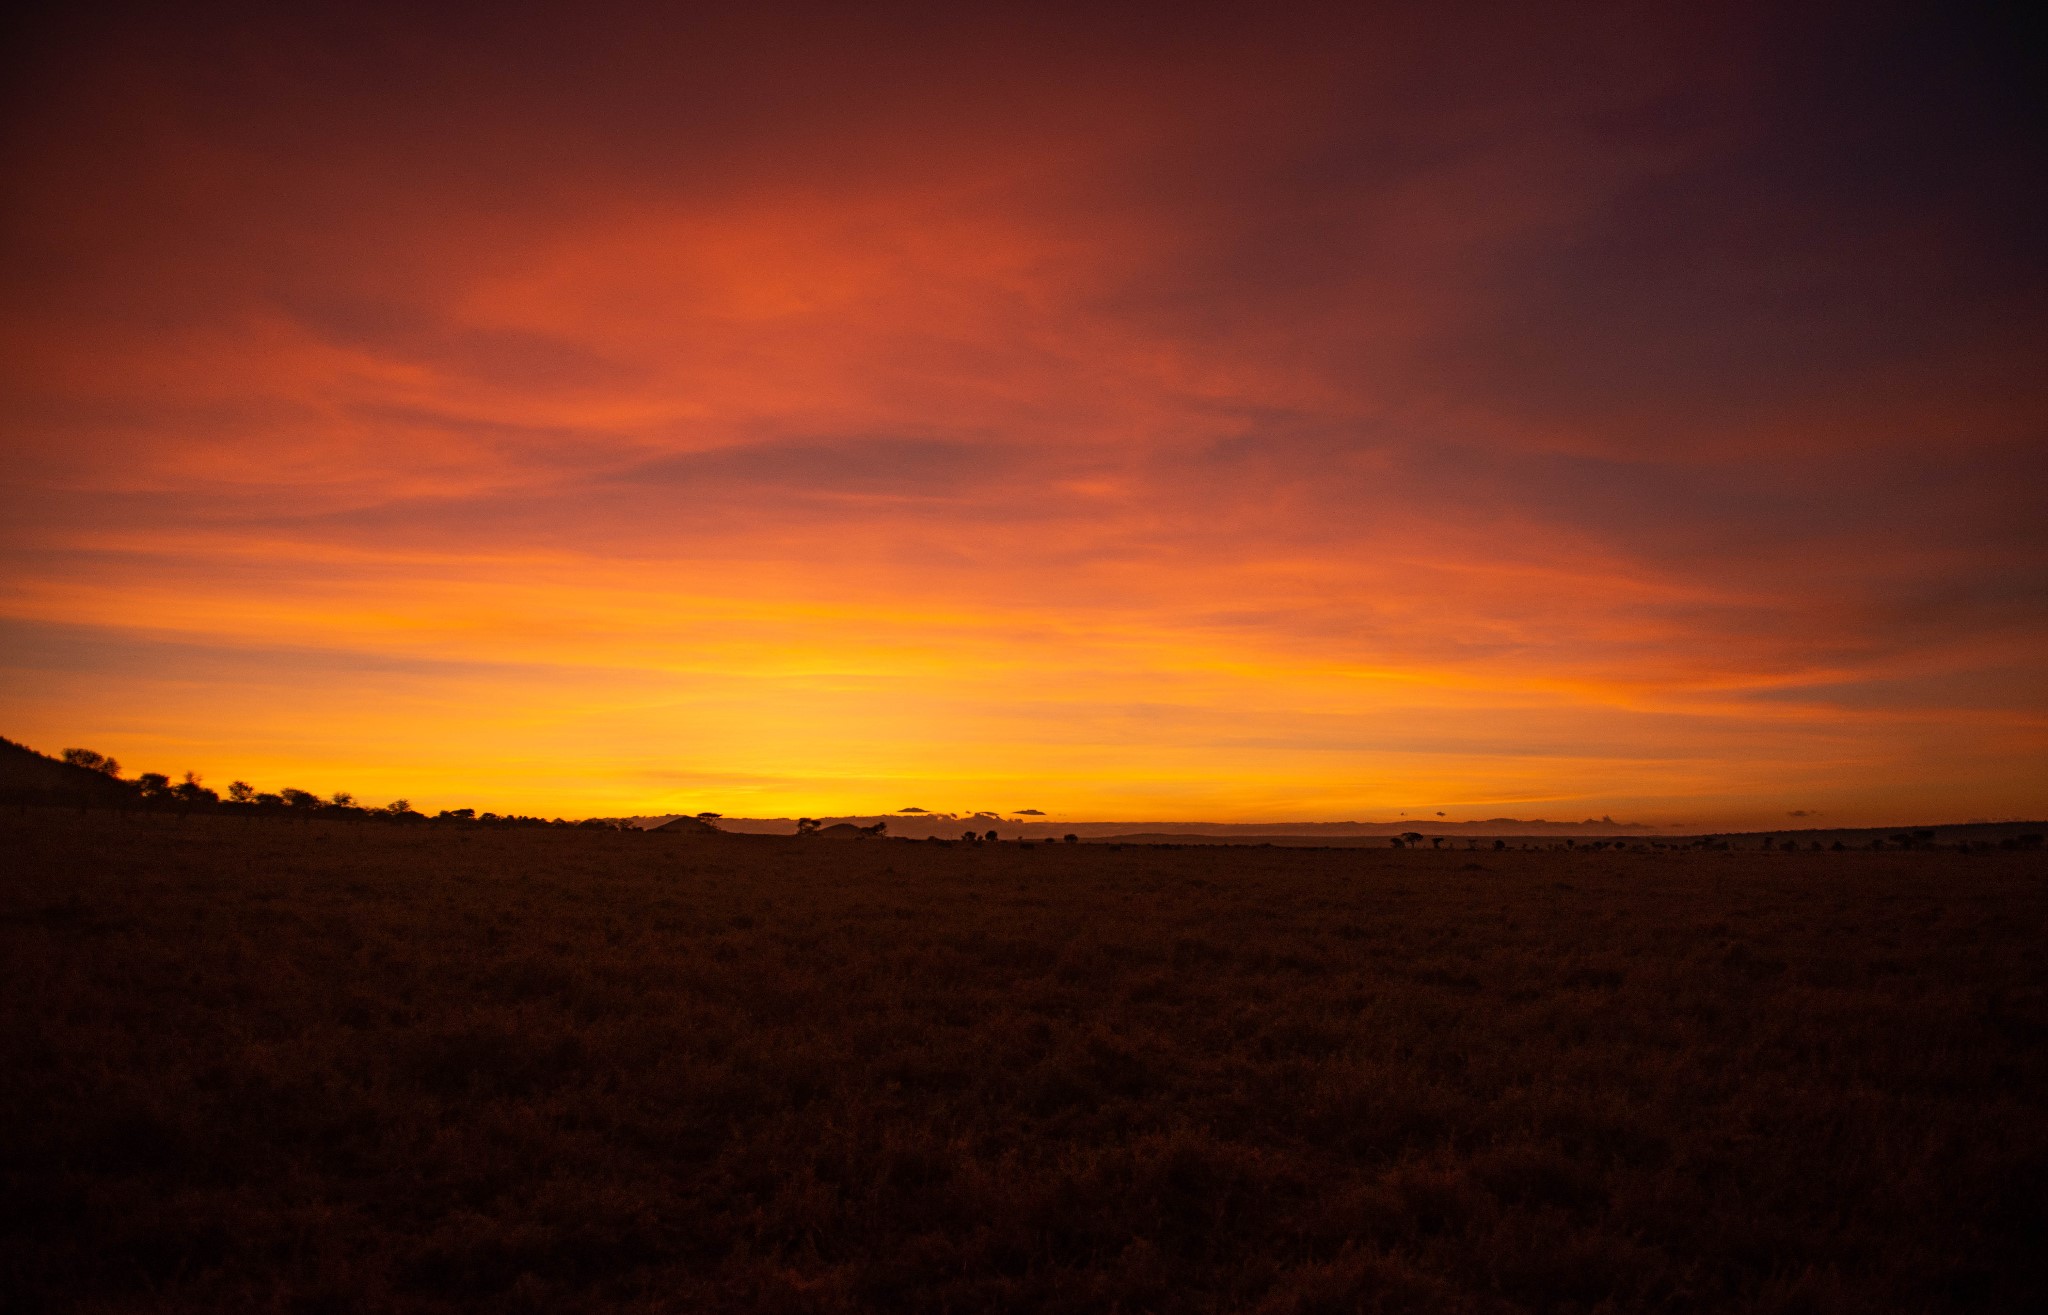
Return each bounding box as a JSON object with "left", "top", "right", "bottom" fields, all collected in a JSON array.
[{"left": 3, "top": 811, "right": 2044, "bottom": 1313}]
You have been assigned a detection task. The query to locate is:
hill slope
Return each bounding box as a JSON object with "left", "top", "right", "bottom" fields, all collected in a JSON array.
[{"left": 0, "top": 737, "right": 133, "bottom": 806}]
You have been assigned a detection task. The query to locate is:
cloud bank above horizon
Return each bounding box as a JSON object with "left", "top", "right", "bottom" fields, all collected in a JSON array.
[{"left": 2, "top": 0, "right": 2043, "bottom": 824}]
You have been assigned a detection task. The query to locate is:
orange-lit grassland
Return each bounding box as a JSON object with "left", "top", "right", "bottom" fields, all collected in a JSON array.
[{"left": 5, "top": 809, "right": 2044, "bottom": 1310}]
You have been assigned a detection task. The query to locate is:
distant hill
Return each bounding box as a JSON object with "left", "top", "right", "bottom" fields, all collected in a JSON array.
[
  {"left": 644, "top": 815, "right": 719, "bottom": 835},
  {"left": 811, "top": 822, "right": 884, "bottom": 839},
  {"left": 648, "top": 815, "right": 1670, "bottom": 839},
  {"left": 0, "top": 737, "right": 135, "bottom": 807},
  {"left": 627, "top": 811, "right": 2044, "bottom": 849}
]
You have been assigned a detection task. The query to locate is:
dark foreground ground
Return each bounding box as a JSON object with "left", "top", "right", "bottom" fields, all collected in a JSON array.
[{"left": 3, "top": 812, "right": 2044, "bottom": 1313}]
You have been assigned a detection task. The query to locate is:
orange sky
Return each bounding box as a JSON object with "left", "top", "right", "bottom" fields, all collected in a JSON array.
[{"left": 3, "top": 2, "right": 2043, "bottom": 826}]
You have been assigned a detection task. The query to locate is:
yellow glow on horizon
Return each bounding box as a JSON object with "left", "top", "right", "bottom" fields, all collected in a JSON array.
[{"left": 6, "top": 524, "right": 2041, "bottom": 825}]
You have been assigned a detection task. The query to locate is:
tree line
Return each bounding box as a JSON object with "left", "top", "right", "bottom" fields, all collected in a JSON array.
[{"left": 50, "top": 747, "right": 630, "bottom": 829}]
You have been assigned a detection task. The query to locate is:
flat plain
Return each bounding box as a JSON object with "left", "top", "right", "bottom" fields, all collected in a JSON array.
[{"left": 3, "top": 810, "right": 2043, "bottom": 1313}]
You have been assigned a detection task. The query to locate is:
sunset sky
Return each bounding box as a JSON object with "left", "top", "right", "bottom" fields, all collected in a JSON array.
[{"left": 3, "top": 1, "right": 2042, "bottom": 826}]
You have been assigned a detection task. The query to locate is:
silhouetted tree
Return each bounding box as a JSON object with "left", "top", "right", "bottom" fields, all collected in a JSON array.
[
  {"left": 226, "top": 780, "right": 256, "bottom": 803},
  {"left": 984, "top": 829, "right": 998, "bottom": 842},
  {"left": 329, "top": 791, "right": 355, "bottom": 808},
  {"left": 171, "top": 771, "right": 218, "bottom": 809},
  {"left": 386, "top": 799, "right": 411, "bottom": 815},
  {"left": 61, "top": 748, "right": 121, "bottom": 777},
  {"left": 797, "top": 817, "right": 820, "bottom": 835},
  {"left": 137, "top": 772, "right": 171, "bottom": 801}
]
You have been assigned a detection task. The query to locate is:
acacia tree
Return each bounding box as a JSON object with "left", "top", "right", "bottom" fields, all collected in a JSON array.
[{"left": 226, "top": 781, "right": 256, "bottom": 803}]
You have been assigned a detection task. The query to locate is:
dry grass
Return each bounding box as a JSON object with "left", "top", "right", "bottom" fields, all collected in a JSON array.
[{"left": 3, "top": 810, "right": 2044, "bottom": 1312}]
